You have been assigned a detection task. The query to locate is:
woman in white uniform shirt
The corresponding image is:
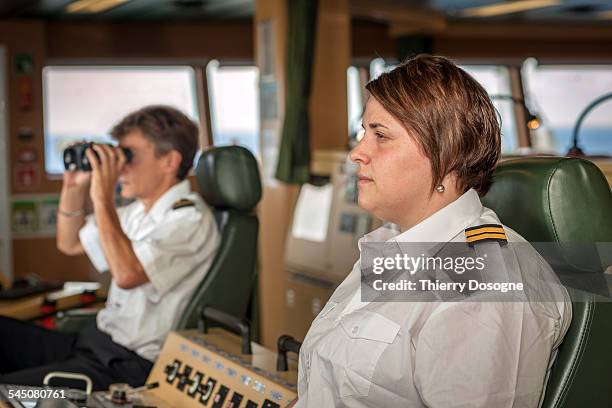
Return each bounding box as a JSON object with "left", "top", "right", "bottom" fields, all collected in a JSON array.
[{"left": 293, "top": 55, "right": 571, "bottom": 408}]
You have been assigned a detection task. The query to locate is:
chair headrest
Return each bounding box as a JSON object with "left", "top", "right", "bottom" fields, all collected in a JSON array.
[
  {"left": 196, "top": 146, "right": 262, "bottom": 212},
  {"left": 482, "top": 157, "right": 612, "bottom": 242}
]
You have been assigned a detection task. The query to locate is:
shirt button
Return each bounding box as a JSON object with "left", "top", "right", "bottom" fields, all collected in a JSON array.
[{"left": 351, "top": 325, "right": 359, "bottom": 336}]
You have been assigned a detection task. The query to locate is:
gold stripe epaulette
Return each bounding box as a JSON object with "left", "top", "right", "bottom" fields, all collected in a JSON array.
[
  {"left": 465, "top": 223, "right": 507, "bottom": 245},
  {"left": 172, "top": 198, "right": 195, "bottom": 210}
]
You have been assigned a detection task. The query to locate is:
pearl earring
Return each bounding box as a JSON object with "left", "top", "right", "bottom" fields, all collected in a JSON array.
[{"left": 436, "top": 184, "right": 445, "bottom": 193}]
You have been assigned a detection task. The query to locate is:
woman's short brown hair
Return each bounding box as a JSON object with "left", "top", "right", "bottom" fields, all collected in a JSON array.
[
  {"left": 110, "top": 105, "right": 199, "bottom": 180},
  {"left": 366, "top": 54, "right": 501, "bottom": 195}
]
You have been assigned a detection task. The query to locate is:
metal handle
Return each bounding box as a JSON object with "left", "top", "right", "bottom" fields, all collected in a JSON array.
[
  {"left": 276, "top": 335, "right": 302, "bottom": 372},
  {"left": 199, "top": 306, "right": 252, "bottom": 355},
  {"left": 43, "top": 371, "right": 93, "bottom": 395}
]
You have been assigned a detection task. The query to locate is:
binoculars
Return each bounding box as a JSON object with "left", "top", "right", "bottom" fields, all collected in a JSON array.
[{"left": 63, "top": 142, "right": 133, "bottom": 172}]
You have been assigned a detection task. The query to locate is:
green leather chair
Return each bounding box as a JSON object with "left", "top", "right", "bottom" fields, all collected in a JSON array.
[
  {"left": 482, "top": 157, "right": 612, "bottom": 407},
  {"left": 175, "top": 145, "right": 262, "bottom": 331}
]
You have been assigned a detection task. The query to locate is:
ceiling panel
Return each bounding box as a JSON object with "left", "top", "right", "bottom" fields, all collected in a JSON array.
[
  {"left": 0, "top": 0, "right": 253, "bottom": 20},
  {"left": 0, "top": 0, "right": 610, "bottom": 22}
]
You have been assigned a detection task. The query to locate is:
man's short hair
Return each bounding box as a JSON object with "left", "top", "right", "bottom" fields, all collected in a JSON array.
[
  {"left": 365, "top": 54, "right": 501, "bottom": 195},
  {"left": 110, "top": 105, "right": 199, "bottom": 180}
]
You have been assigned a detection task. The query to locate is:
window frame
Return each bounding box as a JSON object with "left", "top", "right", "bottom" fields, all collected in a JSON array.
[
  {"left": 351, "top": 57, "right": 527, "bottom": 154},
  {"left": 204, "top": 59, "right": 261, "bottom": 158},
  {"left": 521, "top": 60, "right": 612, "bottom": 157},
  {"left": 41, "top": 59, "right": 210, "bottom": 178}
]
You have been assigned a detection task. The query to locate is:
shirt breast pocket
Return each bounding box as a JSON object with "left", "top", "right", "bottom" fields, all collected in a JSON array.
[
  {"left": 315, "top": 301, "right": 338, "bottom": 321},
  {"left": 338, "top": 311, "right": 400, "bottom": 398},
  {"left": 108, "top": 287, "right": 138, "bottom": 317}
]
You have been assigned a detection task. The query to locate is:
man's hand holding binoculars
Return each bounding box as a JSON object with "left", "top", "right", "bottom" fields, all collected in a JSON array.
[
  {"left": 85, "top": 144, "right": 127, "bottom": 209},
  {"left": 60, "top": 142, "right": 130, "bottom": 210},
  {"left": 58, "top": 142, "right": 126, "bottom": 256},
  {"left": 57, "top": 142, "right": 130, "bottom": 258}
]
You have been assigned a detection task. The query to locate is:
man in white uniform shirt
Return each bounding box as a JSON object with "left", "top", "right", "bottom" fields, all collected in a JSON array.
[{"left": 0, "top": 105, "right": 219, "bottom": 390}]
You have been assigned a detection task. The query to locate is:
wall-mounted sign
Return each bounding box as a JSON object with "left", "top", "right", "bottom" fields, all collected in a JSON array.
[
  {"left": 14, "top": 163, "right": 40, "bottom": 189},
  {"left": 261, "top": 128, "right": 280, "bottom": 185},
  {"left": 17, "top": 147, "right": 37, "bottom": 163},
  {"left": 38, "top": 197, "right": 59, "bottom": 235},
  {"left": 11, "top": 200, "right": 38, "bottom": 234},
  {"left": 257, "top": 20, "right": 275, "bottom": 79},
  {"left": 18, "top": 76, "right": 33, "bottom": 110},
  {"left": 11, "top": 195, "right": 60, "bottom": 238},
  {"left": 15, "top": 54, "right": 34, "bottom": 74},
  {"left": 260, "top": 80, "right": 278, "bottom": 121},
  {"left": 17, "top": 127, "right": 34, "bottom": 142}
]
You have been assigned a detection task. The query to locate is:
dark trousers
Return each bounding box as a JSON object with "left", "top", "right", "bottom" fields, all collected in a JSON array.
[{"left": 0, "top": 316, "right": 153, "bottom": 391}]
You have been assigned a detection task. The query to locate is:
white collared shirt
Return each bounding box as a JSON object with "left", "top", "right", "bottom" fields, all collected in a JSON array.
[
  {"left": 296, "top": 189, "right": 571, "bottom": 408},
  {"left": 79, "top": 180, "right": 220, "bottom": 361}
]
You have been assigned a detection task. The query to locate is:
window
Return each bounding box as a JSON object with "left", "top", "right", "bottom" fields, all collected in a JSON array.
[
  {"left": 460, "top": 65, "right": 517, "bottom": 154},
  {"left": 206, "top": 61, "right": 260, "bottom": 157},
  {"left": 523, "top": 61, "right": 612, "bottom": 156},
  {"left": 349, "top": 58, "right": 518, "bottom": 153},
  {"left": 347, "top": 66, "right": 364, "bottom": 138},
  {"left": 346, "top": 58, "right": 395, "bottom": 142},
  {"left": 43, "top": 66, "right": 199, "bottom": 175},
  {"left": 370, "top": 57, "right": 392, "bottom": 81}
]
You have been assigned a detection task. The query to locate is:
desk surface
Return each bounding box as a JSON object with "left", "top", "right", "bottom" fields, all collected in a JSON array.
[{"left": 0, "top": 288, "right": 105, "bottom": 321}]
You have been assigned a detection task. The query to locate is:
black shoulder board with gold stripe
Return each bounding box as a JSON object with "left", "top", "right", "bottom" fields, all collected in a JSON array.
[
  {"left": 172, "top": 198, "right": 195, "bottom": 210},
  {"left": 465, "top": 223, "right": 507, "bottom": 245}
]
